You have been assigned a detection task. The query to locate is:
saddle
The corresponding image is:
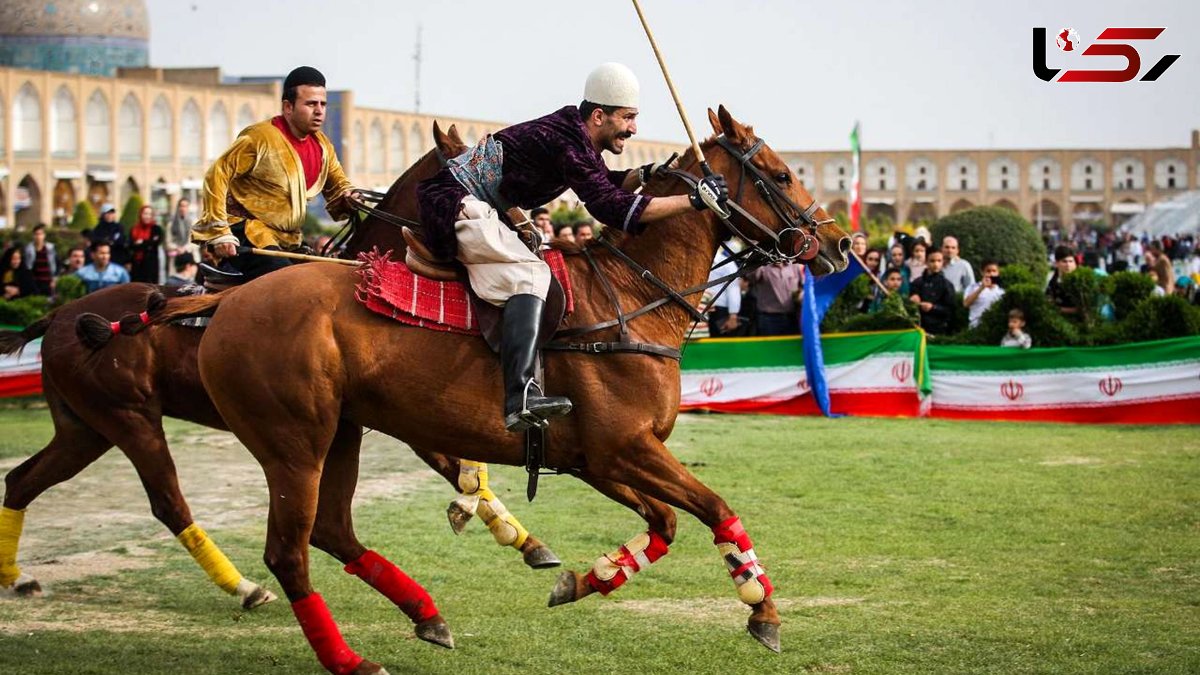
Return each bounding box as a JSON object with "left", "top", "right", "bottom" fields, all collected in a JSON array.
[{"left": 397, "top": 214, "right": 565, "bottom": 354}]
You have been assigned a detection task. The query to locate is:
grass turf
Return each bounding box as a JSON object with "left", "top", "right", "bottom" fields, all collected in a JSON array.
[{"left": 0, "top": 411, "right": 1197, "bottom": 674}]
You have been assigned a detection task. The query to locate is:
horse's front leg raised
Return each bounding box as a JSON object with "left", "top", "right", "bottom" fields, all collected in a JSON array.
[{"left": 552, "top": 434, "right": 781, "bottom": 653}]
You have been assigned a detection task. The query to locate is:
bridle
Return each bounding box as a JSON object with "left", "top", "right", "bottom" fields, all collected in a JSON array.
[
  {"left": 665, "top": 134, "right": 836, "bottom": 264},
  {"left": 544, "top": 134, "right": 836, "bottom": 360}
]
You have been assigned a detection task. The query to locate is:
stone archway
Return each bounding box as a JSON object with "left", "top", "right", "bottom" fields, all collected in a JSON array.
[
  {"left": 866, "top": 202, "right": 897, "bottom": 225},
  {"left": 992, "top": 199, "right": 1019, "bottom": 213},
  {"left": 0, "top": 184, "right": 6, "bottom": 229},
  {"left": 53, "top": 179, "right": 76, "bottom": 226},
  {"left": 15, "top": 175, "right": 42, "bottom": 230},
  {"left": 120, "top": 176, "right": 140, "bottom": 207},
  {"left": 1030, "top": 199, "right": 1061, "bottom": 233},
  {"left": 950, "top": 199, "right": 974, "bottom": 214},
  {"left": 825, "top": 199, "right": 848, "bottom": 219},
  {"left": 906, "top": 202, "right": 938, "bottom": 224},
  {"left": 87, "top": 178, "right": 110, "bottom": 211}
]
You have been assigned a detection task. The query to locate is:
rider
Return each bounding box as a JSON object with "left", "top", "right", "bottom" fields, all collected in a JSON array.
[
  {"left": 417, "top": 62, "right": 730, "bottom": 431},
  {"left": 192, "top": 66, "right": 360, "bottom": 279}
]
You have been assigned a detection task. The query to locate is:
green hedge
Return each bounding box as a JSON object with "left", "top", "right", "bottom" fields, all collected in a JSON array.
[{"left": 930, "top": 206, "right": 1048, "bottom": 279}]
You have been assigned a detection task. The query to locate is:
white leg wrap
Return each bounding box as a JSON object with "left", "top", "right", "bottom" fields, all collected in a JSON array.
[
  {"left": 718, "top": 542, "right": 769, "bottom": 604},
  {"left": 593, "top": 531, "right": 654, "bottom": 582},
  {"left": 477, "top": 490, "right": 528, "bottom": 549}
]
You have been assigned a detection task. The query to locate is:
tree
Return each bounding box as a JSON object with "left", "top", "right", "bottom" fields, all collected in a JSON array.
[
  {"left": 930, "top": 206, "right": 1048, "bottom": 279},
  {"left": 69, "top": 200, "right": 98, "bottom": 232},
  {"left": 119, "top": 194, "right": 145, "bottom": 230}
]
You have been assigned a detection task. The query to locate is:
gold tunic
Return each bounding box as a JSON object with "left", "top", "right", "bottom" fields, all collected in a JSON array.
[{"left": 192, "top": 120, "right": 353, "bottom": 250}]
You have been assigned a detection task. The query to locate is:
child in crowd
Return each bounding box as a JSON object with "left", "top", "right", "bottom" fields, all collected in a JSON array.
[{"left": 1000, "top": 308, "right": 1032, "bottom": 349}]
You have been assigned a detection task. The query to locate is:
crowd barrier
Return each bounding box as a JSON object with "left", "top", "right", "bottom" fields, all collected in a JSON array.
[
  {"left": 681, "top": 330, "right": 1200, "bottom": 424},
  {"left": 6, "top": 326, "right": 1199, "bottom": 423}
]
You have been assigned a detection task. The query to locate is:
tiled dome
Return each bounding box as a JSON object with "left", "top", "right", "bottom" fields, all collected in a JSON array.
[{"left": 0, "top": 1, "right": 149, "bottom": 76}]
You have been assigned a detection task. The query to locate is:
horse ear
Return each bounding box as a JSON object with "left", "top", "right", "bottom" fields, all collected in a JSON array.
[
  {"left": 446, "top": 123, "right": 463, "bottom": 145},
  {"left": 432, "top": 121, "right": 450, "bottom": 148},
  {"left": 717, "top": 105, "right": 747, "bottom": 144},
  {"left": 707, "top": 107, "right": 723, "bottom": 135}
]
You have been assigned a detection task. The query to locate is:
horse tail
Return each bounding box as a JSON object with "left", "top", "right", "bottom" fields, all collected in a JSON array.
[
  {"left": 0, "top": 312, "right": 55, "bottom": 356},
  {"left": 76, "top": 289, "right": 225, "bottom": 350}
]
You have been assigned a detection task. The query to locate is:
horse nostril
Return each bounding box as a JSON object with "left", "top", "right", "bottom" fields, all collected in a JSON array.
[{"left": 838, "top": 237, "right": 852, "bottom": 255}]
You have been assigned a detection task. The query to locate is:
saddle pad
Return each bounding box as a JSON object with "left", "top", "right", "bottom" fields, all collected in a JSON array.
[{"left": 355, "top": 249, "right": 574, "bottom": 335}]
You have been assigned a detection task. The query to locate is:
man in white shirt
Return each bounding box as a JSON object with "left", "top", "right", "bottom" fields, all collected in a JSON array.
[
  {"left": 940, "top": 235, "right": 976, "bottom": 294},
  {"left": 704, "top": 248, "right": 742, "bottom": 337},
  {"left": 963, "top": 260, "right": 1005, "bottom": 328}
]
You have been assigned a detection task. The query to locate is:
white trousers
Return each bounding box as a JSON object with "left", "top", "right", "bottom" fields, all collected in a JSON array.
[{"left": 454, "top": 195, "right": 550, "bottom": 307}]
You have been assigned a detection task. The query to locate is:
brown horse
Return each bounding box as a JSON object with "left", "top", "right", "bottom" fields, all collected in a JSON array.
[
  {"left": 0, "top": 124, "right": 556, "bottom": 606},
  {"left": 133, "top": 106, "right": 850, "bottom": 672}
]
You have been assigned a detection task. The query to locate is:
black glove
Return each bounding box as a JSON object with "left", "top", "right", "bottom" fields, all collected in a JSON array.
[{"left": 690, "top": 173, "right": 730, "bottom": 213}]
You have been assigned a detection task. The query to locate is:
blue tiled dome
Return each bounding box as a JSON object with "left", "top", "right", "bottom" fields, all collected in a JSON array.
[{"left": 0, "top": 1, "right": 150, "bottom": 76}]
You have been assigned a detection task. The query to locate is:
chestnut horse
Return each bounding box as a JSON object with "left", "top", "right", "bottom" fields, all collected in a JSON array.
[
  {"left": 135, "top": 107, "right": 850, "bottom": 672},
  {"left": 0, "top": 124, "right": 556, "bottom": 606}
]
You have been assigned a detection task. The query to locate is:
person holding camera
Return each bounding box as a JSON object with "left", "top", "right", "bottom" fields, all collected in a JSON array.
[{"left": 963, "top": 259, "right": 1005, "bottom": 328}]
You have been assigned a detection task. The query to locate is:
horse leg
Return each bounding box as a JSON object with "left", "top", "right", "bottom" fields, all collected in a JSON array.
[
  {"left": 1, "top": 396, "right": 112, "bottom": 596},
  {"left": 107, "top": 412, "right": 275, "bottom": 609},
  {"left": 309, "top": 422, "right": 453, "bottom": 649},
  {"left": 411, "top": 448, "right": 560, "bottom": 569},
  {"left": 567, "top": 434, "right": 781, "bottom": 653},
  {"left": 547, "top": 474, "right": 677, "bottom": 607}
]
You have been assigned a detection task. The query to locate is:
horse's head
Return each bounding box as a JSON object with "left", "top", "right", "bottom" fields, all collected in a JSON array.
[
  {"left": 703, "top": 106, "right": 850, "bottom": 275},
  {"left": 433, "top": 121, "right": 469, "bottom": 160}
]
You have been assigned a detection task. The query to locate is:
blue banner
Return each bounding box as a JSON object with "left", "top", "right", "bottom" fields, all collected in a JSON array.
[{"left": 801, "top": 255, "right": 866, "bottom": 416}]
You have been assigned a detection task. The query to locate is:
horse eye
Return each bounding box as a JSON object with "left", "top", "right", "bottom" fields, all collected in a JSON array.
[{"left": 774, "top": 172, "right": 791, "bottom": 183}]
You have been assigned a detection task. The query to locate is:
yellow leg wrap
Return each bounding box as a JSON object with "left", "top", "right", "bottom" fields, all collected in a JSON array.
[
  {"left": 477, "top": 488, "right": 529, "bottom": 550},
  {"left": 457, "top": 460, "right": 489, "bottom": 495},
  {"left": 176, "top": 523, "right": 243, "bottom": 594},
  {"left": 0, "top": 507, "right": 25, "bottom": 588}
]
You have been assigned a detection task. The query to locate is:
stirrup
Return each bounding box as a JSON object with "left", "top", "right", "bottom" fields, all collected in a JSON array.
[{"left": 505, "top": 381, "right": 553, "bottom": 432}]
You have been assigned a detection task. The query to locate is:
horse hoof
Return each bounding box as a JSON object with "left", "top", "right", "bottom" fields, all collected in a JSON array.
[
  {"left": 352, "top": 660, "right": 389, "bottom": 675},
  {"left": 415, "top": 617, "right": 455, "bottom": 649},
  {"left": 13, "top": 577, "right": 43, "bottom": 597},
  {"left": 748, "top": 620, "right": 781, "bottom": 653},
  {"left": 547, "top": 571, "right": 579, "bottom": 607},
  {"left": 240, "top": 584, "right": 277, "bottom": 610},
  {"left": 522, "top": 544, "right": 562, "bottom": 569},
  {"left": 446, "top": 498, "right": 475, "bottom": 535}
]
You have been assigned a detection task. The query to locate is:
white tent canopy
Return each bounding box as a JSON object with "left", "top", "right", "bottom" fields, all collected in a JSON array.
[{"left": 1122, "top": 191, "right": 1200, "bottom": 238}]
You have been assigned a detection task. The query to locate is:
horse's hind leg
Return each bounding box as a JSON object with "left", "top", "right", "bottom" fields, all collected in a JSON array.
[
  {"left": 309, "top": 422, "right": 453, "bottom": 649},
  {"left": 1, "top": 396, "right": 111, "bottom": 596},
  {"left": 411, "top": 448, "right": 560, "bottom": 569},
  {"left": 104, "top": 410, "right": 275, "bottom": 609},
  {"left": 564, "top": 433, "right": 781, "bottom": 652},
  {"left": 548, "top": 474, "right": 677, "bottom": 607}
]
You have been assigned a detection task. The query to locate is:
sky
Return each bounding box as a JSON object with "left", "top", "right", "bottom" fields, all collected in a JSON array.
[{"left": 146, "top": 0, "right": 1199, "bottom": 152}]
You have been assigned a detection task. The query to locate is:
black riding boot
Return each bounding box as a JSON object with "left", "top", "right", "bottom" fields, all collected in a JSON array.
[{"left": 502, "top": 294, "right": 572, "bottom": 432}]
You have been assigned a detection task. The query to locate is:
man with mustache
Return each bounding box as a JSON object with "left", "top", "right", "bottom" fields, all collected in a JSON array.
[
  {"left": 418, "top": 62, "right": 730, "bottom": 431},
  {"left": 192, "top": 66, "right": 360, "bottom": 279}
]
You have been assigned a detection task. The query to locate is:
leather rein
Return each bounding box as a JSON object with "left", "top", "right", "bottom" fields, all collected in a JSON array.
[{"left": 544, "top": 134, "right": 835, "bottom": 361}]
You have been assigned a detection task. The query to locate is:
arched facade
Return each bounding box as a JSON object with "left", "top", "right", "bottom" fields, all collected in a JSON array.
[
  {"left": 14, "top": 82, "right": 43, "bottom": 154},
  {"left": 946, "top": 157, "right": 978, "bottom": 192},
  {"left": 368, "top": 119, "right": 385, "bottom": 174},
  {"left": 1070, "top": 157, "right": 1104, "bottom": 192},
  {"left": 149, "top": 95, "right": 172, "bottom": 160},
  {"left": 1112, "top": 157, "right": 1145, "bottom": 191},
  {"left": 50, "top": 86, "right": 78, "bottom": 156},
  {"left": 950, "top": 198, "right": 974, "bottom": 214},
  {"left": 823, "top": 159, "right": 851, "bottom": 194},
  {"left": 179, "top": 99, "right": 202, "bottom": 164},
  {"left": 85, "top": 89, "right": 110, "bottom": 157},
  {"left": 1028, "top": 157, "right": 1062, "bottom": 191},
  {"left": 1154, "top": 158, "right": 1187, "bottom": 190},
  {"left": 118, "top": 93, "right": 142, "bottom": 160},
  {"left": 986, "top": 157, "right": 1019, "bottom": 192},
  {"left": 905, "top": 158, "right": 937, "bottom": 192},
  {"left": 207, "top": 101, "right": 230, "bottom": 161},
  {"left": 865, "top": 158, "right": 897, "bottom": 192}
]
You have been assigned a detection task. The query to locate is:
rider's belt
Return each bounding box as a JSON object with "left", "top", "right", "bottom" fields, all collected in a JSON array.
[{"left": 541, "top": 341, "right": 681, "bottom": 360}]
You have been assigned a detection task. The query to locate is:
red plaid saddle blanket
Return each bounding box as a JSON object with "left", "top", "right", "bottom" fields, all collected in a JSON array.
[{"left": 355, "top": 249, "right": 574, "bottom": 335}]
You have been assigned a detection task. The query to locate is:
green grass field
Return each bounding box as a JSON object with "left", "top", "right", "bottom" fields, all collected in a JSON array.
[{"left": 0, "top": 404, "right": 1197, "bottom": 674}]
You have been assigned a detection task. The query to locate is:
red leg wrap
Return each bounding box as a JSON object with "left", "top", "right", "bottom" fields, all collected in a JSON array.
[
  {"left": 584, "top": 531, "right": 670, "bottom": 596},
  {"left": 344, "top": 549, "right": 439, "bottom": 623},
  {"left": 291, "top": 593, "right": 363, "bottom": 675},
  {"left": 712, "top": 516, "right": 774, "bottom": 601}
]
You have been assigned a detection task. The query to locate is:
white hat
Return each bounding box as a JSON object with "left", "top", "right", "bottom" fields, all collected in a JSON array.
[{"left": 583, "top": 63, "right": 639, "bottom": 109}]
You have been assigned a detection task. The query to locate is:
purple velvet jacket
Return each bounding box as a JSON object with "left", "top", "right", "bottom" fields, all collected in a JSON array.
[{"left": 417, "top": 105, "right": 654, "bottom": 260}]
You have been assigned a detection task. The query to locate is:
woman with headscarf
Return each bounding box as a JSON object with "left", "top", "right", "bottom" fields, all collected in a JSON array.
[{"left": 129, "top": 205, "right": 165, "bottom": 283}]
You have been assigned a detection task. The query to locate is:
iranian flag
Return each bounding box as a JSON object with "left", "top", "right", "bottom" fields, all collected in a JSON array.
[
  {"left": 681, "top": 330, "right": 930, "bottom": 417},
  {"left": 849, "top": 122, "right": 862, "bottom": 232},
  {"left": 928, "top": 336, "right": 1200, "bottom": 424},
  {"left": 0, "top": 328, "right": 41, "bottom": 398}
]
